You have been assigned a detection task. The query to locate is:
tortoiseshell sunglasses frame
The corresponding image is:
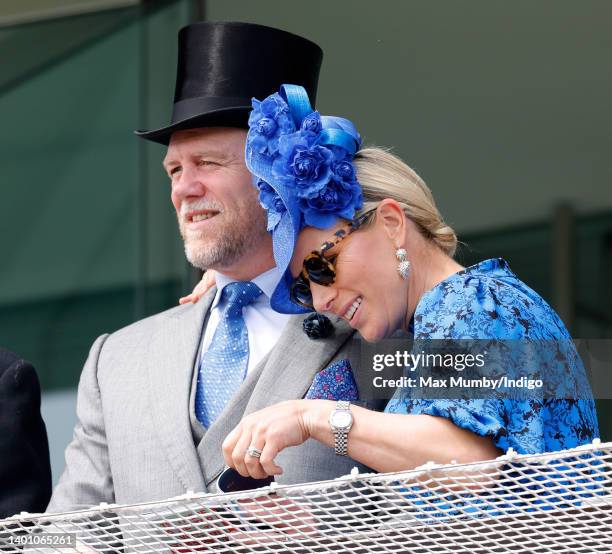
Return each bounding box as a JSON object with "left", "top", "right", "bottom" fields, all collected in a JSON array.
[{"left": 290, "top": 209, "right": 376, "bottom": 309}]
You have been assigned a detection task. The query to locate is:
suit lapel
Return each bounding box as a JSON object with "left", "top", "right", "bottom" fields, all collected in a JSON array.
[
  {"left": 244, "top": 314, "right": 355, "bottom": 412},
  {"left": 198, "top": 313, "right": 355, "bottom": 487},
  {"left": 195, "top": 351, "right": 269, "bottom": 487},
  {"left": 147, "top": 289, "right": 216, "bottom": 493}
]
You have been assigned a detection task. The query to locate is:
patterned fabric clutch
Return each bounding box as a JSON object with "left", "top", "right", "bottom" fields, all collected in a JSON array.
[{"left": 305, "top": 359, "right": 359, "bottom": 401}]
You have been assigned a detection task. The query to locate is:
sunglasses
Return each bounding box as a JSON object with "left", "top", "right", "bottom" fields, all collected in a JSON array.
[{"left": 290, "top": 209, "right": 375, "bottom": 309}]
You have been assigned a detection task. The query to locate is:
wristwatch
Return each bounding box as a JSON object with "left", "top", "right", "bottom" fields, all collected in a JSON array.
[{"left": 329, "top": 400, "right": 353, "bottom": 456}]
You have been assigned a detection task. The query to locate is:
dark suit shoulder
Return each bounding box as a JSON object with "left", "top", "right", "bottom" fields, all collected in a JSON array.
[
  {"left": 0, "top": 347, "right": 22, "bottom": 375},
  {"left": 0, "top": 348, "right": 43, "bottom": 432},
  {"left": 0, "top": 349, "right": 51, "bottom": 518},
  {"left": 0, "top": 348, "right": 37, "bottom": 385}
]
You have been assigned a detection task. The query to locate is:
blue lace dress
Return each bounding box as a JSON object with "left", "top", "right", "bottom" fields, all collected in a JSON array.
[{"left": 385, "top": 258, "right": 599, "bottom": 454}]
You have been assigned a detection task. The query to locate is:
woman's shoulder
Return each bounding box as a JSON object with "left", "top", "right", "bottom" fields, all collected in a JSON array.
[{"left": 414, "top": 258, "right": 569, "bottom": 339}]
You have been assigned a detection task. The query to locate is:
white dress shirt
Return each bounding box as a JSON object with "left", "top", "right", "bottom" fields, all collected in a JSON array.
[{"left": 201, "top": 267, "right": 291, "bottom": 374}]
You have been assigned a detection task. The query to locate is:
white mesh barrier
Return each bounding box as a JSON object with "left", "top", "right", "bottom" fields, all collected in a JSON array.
[{"left": 2, "top": 440, "right": 611, "bottom": 553}]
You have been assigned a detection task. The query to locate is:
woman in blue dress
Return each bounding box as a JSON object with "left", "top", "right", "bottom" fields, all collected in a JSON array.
[{"left": 198, "top": 85, "right": 599, "bottom": 479}]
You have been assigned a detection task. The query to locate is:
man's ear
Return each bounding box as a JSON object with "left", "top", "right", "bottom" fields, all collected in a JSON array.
[{"left": 375, "top": 199, "right": 406, "bottom": 242}]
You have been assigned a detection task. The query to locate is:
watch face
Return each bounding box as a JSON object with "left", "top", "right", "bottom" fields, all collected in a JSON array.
[{"left": 331, "top": 410, "right": 352, "bottom": 429}]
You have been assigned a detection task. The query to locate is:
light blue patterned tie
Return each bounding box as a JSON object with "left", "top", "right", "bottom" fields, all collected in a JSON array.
[{"left": 195, "top": 281, "right": 263, "bottom": 427}]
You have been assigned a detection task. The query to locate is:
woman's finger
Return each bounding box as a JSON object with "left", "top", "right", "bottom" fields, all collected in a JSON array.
[
  {"left": 178, "top": 293, "right": 200, "bottom": 305},
  {"left": 178, "top": 270, "right": 216, "bottom": 304},
  {"left": 232, "top": 426, "right": 254, "bottom": 477},
  {"left": 259, "top": 438, "right": 283, "bottom": 476},
  {"left": 222, "top": 425, "right": 241, "bottom": 467},
  {"left": 202, "top": 270, "right": 216, "bottom": 290},
  {"left": 244, "top": 432, "right": 268, "bottom": 480},
  {"left": 193, "top": 271, "right": 216, "bottom": 299}
]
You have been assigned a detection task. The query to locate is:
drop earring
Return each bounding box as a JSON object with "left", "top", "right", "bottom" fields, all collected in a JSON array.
[{"left": 396, "top": 248, "right": 411, "bottom": 280}]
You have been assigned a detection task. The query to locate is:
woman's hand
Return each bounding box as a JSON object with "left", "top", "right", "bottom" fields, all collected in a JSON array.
[
  {"left": 222, "top": 400, "right": 329, "bottom": 479},
  {"left": 179, "top": 270, "right": 216, "bottom": 304},
  {"left": 223, "top": 398, "right": 501, "bottom": 489}
]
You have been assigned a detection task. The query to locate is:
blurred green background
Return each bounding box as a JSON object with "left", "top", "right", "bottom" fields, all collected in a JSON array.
[{"left": 1, "top": 0, "right": 610, "bottom": 482}]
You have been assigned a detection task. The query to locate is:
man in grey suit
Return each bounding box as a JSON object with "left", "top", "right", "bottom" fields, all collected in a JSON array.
[{"left": 48, "top": 22, "right": 370, "bottom": 513}]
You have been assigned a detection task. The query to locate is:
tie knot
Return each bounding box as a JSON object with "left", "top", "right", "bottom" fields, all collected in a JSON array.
[{"left": 221, "top": 281, "right": 263, "bottom": 313}]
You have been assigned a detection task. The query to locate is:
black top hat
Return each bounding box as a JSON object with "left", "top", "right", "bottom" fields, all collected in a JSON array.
[{"left": 135, "top": 22, "right": 323, "bottom": 145}]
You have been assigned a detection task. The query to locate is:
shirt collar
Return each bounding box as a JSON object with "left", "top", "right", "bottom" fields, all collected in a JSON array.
[{"left": 211, "top": 266, "right": 283, "bottom": 310}]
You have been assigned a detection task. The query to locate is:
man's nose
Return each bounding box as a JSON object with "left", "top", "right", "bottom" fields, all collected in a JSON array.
[
  {"left": 172, "top": 164, "right": 206, "bottom": 200},
  {"left": 310, "top": 282, "right": 337, "bottom": 313}
]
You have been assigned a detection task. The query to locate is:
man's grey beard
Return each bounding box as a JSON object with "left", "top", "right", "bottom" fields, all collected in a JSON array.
[
  {"left": 182, "top": 224, "right": 251, "bottom": 270},
  {"left": 178, "top": 201, "right": 269, "bottom": 271}
]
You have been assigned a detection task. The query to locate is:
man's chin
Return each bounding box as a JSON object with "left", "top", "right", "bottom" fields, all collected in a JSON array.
[
  {"left": 184, "top": 243, "right": 215, "bottom": 270},
  {"left": 184, "top": 240, "right": 238, "bottom": 271}
]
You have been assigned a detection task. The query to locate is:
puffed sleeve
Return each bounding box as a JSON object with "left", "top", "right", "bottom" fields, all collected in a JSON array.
[{"left": 385, "top": 260, "right": 599, "bottom": 455}]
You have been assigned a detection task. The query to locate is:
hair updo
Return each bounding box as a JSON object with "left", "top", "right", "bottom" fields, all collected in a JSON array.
[{"left": 353, "top": 148, "right": 457, "bottom": 257}]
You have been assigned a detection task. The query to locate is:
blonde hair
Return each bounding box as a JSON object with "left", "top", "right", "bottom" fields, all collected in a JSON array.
[{"left": 354, "top": 147, "right": 457, "bottom": 257}]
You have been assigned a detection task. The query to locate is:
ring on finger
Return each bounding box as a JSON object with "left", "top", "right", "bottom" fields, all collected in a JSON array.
[{"left": 246, "top": 446, "right": 262, "bottom": 458}]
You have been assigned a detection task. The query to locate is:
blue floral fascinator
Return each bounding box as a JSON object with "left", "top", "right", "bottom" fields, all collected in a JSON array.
[{"left": 246, "top": 84, "right": 363, "bottom": 314}]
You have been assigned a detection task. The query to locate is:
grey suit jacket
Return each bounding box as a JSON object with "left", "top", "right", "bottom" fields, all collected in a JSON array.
[{"left": 48, "top": 289, "right": 374, "bottom": 512}]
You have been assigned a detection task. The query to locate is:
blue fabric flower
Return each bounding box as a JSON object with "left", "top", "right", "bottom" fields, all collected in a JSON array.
[
  {"left": 333, "top": 158, "right": 356, "bottom": 181},
  {"left": 255, "top": 179, "right": 286, "bottom": 232},
  {"left": 301, "top": 111, "right": 322, "bottom": 134},
  {"left": 257, "top": 118, "right": 277, "bottom": 137},
  {"left": 247, "top": 94, "right": 296, "bottom": 157},
  {"left": 272, "top": 133, "right": 333, "bottom": 195},
  {"left": 299, "top": 176, "right": 363, "bottom": 228}
]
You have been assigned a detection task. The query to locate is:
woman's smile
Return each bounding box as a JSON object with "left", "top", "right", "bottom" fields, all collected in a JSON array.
[{"left": 341, "top": 296, "right": 362, "bottom": 321}]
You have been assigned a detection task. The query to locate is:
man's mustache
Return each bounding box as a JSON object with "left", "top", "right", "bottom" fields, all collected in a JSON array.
[{"left": 180, "top": 200, "right": 224, "bottom": 217}]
